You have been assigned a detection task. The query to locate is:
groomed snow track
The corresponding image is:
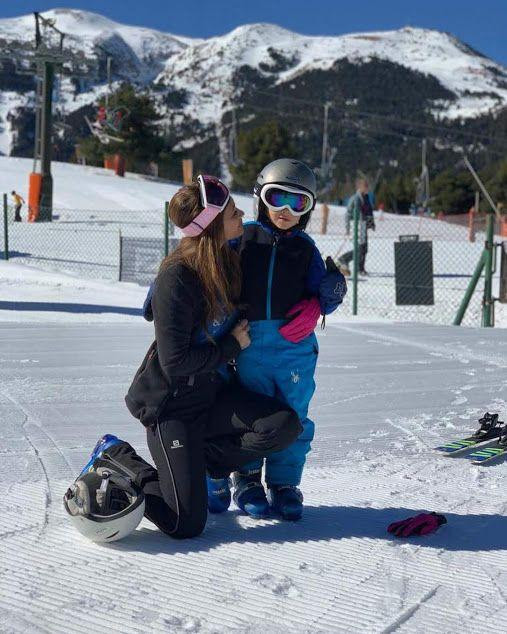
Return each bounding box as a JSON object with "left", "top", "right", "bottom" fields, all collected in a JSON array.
[{"left": 0, "top": 321, "right": 506, "bottom": 633}]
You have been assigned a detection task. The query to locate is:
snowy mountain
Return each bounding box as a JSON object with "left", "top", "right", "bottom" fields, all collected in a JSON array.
[
  {"left": 157, "top": 22, "right": 507, "bottom": 124},
  {"left": 0, "top": 8, "right": 506, "bottom": 173},
  {"left": 0, "top": 8, "right": 197, "bottom": 81}
]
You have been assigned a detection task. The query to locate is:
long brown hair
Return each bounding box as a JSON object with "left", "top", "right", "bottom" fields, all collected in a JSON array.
[{"left": 160, "top": 182, "right": 241, "bottom": 324}]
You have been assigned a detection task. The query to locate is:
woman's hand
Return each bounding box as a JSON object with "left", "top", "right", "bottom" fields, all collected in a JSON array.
[{"left": 231, "top": 319, "right": 251, "bottom": 349}]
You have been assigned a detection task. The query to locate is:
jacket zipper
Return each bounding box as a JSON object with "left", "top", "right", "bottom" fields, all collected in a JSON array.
[{"left": 266, "top": 234, "right": 279, "bottom": 319}]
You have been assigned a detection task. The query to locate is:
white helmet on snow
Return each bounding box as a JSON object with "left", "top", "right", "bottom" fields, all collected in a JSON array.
[{"left": 63, "top": 466, "right": 145, "bottom": 542}]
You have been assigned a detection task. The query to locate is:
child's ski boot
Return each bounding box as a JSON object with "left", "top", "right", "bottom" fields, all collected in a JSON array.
[
  {"left": 233, "top": 469, "right": 269, "bottom": 519},
  {"left": 498, "top": 426, "right": 507, "bottom": 448},
  {"left": 268, "top": 485, "right": 304, "bottom": 521},
  {"left": 473, "top": 412, "right": 503, "bottom": 440},
  {"left": 207, "top": 476, "right": 232, "bottom": 514},
  {"left": 80, "top": 434, "right": 123, "bottom": 475}
]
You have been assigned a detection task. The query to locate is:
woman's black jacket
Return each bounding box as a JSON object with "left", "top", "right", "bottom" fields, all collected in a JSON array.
[{"left": 125, "top": 262, "right": 241, "bottom": 427}]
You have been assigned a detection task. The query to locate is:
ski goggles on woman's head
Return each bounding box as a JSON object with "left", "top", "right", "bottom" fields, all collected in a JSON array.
[
  {"left": 260, "top": 183, "right": 314, "bottom": 216},
  {"left": 181, "top": 174, "right": 231, "bottom": 237}
]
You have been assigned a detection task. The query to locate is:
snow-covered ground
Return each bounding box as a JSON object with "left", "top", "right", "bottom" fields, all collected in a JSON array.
[
  {"left": 0, "top": 158, "right": 506, "bottom": 633},
  {"left": 1, "top": 156, "right": 505, "bottom": 328},
  {"left": 0, "top": 316, "right": 506, "bottom": 633}
]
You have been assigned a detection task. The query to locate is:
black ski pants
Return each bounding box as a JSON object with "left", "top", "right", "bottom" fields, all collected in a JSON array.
[
  {"left": 340, "top": 242, "right": 368, "bottom": 272},
  {"left": 105, "top": 379, "right": 301, "bottom": 539}
]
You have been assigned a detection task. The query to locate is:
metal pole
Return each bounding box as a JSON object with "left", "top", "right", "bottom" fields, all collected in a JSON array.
[
  {"left": 352, "top": 201, "right": 359, "bottom": 315},
  {"left": 34, "top": 12, "right": 41, "bottom": 48},
  {"left": 118, "top": 228, "right": 122, "bottom": 281},
  {"left": 164, "top": 202, "right": 169, "bottom": 257},
  {"left": 463, "top": 156, "right": 501, "bottom": 221},
  {"left": 482, "top": 210, "right": 495, "bottom": 327},
  {"left": 321, "top": 103, "right": 330, "bottom": 175},
  {"left": 38, "top": 60, "right": 54, "bottom": 220},
  {"left": 106, "top": 56, "right": 112, "bottom": 108},
  {"left": 33, "top": 77, "right": 42, "bottom": 173},
  {"left": 453, "top": 252, "right": 484, "bottom": 325},
  {"left": 3, "top": 194, "right": 9, "bottom": 260}
]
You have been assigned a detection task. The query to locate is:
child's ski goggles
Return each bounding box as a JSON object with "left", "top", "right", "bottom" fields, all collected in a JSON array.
[
  {"left": 259, "top": 183, "right": 314, "bottom": 216},
  {"left": 181, "top": 174, "right": 230, "bottom": 237}
]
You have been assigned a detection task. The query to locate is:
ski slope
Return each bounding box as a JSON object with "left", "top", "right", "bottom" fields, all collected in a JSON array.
[
  {"left": 1, "top": 156, "right": 505, "bottom": 328},
  {"left": 0, "top": 316, "right": 506, "bottom": 633},
  {"left": 0, "top": 156, "right": 506, "bottom": 631}
]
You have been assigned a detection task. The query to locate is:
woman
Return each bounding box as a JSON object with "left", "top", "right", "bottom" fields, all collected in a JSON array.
[{"left": 66, "top": 175, "right": 301, "bottom": 540}]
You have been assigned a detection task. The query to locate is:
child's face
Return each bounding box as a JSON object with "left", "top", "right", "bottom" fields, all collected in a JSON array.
[{"left": 267, "top": 208, "right": 299, "bottom": 230}]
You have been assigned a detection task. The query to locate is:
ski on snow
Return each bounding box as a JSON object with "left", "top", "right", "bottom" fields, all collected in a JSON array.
[
  {"left": 435, "top": 412, "right": 505, "bottom": 456},
  {"left": 468, "top": 442, "right": 507, "bottom": 464}
]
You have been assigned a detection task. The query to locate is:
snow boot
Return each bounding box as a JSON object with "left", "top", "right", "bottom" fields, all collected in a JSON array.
[
  {"left": 80, "top": 434, "right": 123, "bottom": 476},
  {"left": 207, "top": 476, "right": 232, "bottom": 514},
  {"left": 338, "top": 257, "right": 351, "bottom": 277},
  {"left": 268, "top": 485, "right": 304, "bottom": 521},
  {"left": 232, "top": 469, "right": 270, "bottom": 519}
]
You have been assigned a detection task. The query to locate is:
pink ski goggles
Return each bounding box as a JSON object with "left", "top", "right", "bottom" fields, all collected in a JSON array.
[{"left": 181, "top": 175, "right": 231, "bottom": 237}]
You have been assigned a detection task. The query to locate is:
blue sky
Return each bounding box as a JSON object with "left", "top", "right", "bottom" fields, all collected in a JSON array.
[{"left": 2, "top": 0, "right": 506, "bottom": 65}]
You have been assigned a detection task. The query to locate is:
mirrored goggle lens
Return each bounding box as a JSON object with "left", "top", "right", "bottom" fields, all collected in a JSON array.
[
  {"left": 264, "top": 188, "right": 312, "bottom": 213},
  {"left": 201, "top": 175, "right": 229, "bottom": 207}
]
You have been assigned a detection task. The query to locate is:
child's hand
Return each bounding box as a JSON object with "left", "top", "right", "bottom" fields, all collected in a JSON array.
[
  {"left": 231, "top": 319, "right": 251, "bottom": 349},
  {"left": 279, "top": 298, "right": 320, "bottom": 344}
]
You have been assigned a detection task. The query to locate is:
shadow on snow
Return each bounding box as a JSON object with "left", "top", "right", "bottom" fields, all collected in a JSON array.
[
  {"left": 0, "top": 300, "right": 143, "bottom": 316},
  {"left": 108, "top": 504, "right": 507, "bottom": 555}
]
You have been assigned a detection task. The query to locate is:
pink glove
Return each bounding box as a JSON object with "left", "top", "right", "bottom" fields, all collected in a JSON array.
[
  {"left": 278, "top": 297, "right": 321, "bottom": 343},
  {"left": 387, "top": 512, "right": 447, "bottom": 537}
]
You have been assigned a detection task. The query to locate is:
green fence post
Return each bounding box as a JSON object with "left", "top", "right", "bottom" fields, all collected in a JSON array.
[
  {"left": 352, "top": 201, "right": 359, "bottom": 315},
  {"left": 164, "top": 201, "right": 169, "bottom": 257},
  {"left": 482, "top": 209, "right": 495, "bottom": 327},
  {"left": 3, "top": 193, "right": 8, "bottom": 261},
  {"left": 453, "top": 252, "right": 484, "bottom": 325}
]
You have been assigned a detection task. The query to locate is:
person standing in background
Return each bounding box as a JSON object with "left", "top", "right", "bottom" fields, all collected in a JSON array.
[
  {"left": 11, "top": 190, "right": 25, "bottom": 222},
  {"left": 339, "top": 178, "right": 375, "bottom": 276}
]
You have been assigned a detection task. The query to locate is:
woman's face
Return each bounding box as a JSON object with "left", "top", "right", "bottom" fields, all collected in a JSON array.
[
  {"left": 222, "top": 197, "right": 244, "bottom": 241},
  {"left": 267, "top": 207, "right": 299, "bottom": 230}
]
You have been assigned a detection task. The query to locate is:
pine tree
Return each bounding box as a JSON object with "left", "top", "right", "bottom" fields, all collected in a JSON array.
[
  {"left": 431, "top": 169, "right": 475, "bottom": 214},
  {"left": 482, "top": 159, "right": 507, "bottom": 209},
  {"left": 230, "top": 121, "right": 295, "bottom": 191},
  {"left": 77, "top": 83, "right": 164, "bottom": 169}
]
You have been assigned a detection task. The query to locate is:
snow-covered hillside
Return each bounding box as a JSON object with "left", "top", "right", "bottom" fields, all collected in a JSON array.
[
  {"left": 160, "top": 22, "right": 507, "bottom": 124},
  {"left": 0, "top": 8, "right": 506, "bottom": 156},
  {"left": 0, "top": 9, "right": 196, "bottom": 81}
]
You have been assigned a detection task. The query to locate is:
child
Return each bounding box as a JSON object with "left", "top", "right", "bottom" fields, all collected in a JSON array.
[{"left": 231, "top": 158, "right": 346, "bottom": 520}]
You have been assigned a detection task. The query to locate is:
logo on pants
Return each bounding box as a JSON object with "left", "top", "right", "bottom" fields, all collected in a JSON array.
[{"left": 171, "top": 439, "right": 184, "bottom": 449}]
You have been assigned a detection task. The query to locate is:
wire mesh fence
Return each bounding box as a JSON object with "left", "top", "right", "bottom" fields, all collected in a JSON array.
[
  {"left": 1, "top": 199, "right": 503, "bottom": 327},
  {"left": 307, "top": 205, "right": 502, "bottom": 327},
  {"left": 1, "top": 204, "right": 168, "bottom": 279}
]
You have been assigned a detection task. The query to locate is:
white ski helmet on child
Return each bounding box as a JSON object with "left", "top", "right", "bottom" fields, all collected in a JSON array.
[
  {"left": 63, "top": 466, "right": 145, "bottom": 542},
  {"left": 253, "top": 158, "right": 317, "bottom": 229}
]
